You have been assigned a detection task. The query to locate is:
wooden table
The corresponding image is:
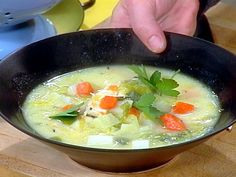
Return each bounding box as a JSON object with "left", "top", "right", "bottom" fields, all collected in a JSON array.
[{"left": 1, "top": 2, "right": 236, "bottom": 177}]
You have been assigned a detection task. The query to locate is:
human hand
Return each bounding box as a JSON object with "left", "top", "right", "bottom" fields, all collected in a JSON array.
[{"left": 109, "top": 0, "right": 199, "bottom": 53}]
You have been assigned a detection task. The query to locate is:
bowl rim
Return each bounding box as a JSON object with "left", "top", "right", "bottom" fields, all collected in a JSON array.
[{"left": 0, "top": 28, "right": 236, "bottom": 152}]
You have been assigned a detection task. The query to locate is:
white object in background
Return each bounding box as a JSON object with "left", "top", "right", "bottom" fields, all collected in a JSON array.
[
  {"left": 0, "top": 15, "right": 56, "bottom": 60},
  {"left": 0, "top": 0, "right": 61, "bottom": 28}
]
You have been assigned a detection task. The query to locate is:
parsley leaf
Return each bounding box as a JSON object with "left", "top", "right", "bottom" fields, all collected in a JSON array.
[
  {"left": 139, "top": 77, "right": 156, "bottom": 90},
  {"left": 171, "top": 69, "right": 180, "bottom": 79},
  {"left": 50, "top": 102, "right": 83, "bottom": 121},
  {"left": 156, "top": 78, "right": 179, "bottom": 97},
  {"left": 129, "top": 65, "right": 180, "bottom": 97},
  {"left": 133, "top": 93, "right": 163, "bottom": 121},
  {"left": 128, "top": 65, "right": 147, "bottom": 79},
  {"left": 134, "top": 93, "right": 156, "bottom": 107},
  {"left": 150, "top": 70, "right": 161, "bottom": 85},
  {"left": 128, "top": 65, "right": 156, "bottom": 89},
  {"left": 141, "top": 107, "right": 163, "bottom": 121},
  {"left": 141, "top": 65, "right": 149, "bottom": 79}
]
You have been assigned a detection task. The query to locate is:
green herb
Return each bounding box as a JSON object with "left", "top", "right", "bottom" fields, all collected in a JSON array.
[
  {"left": 133, "top": 93, "right": 163, "bottom": 121},
  {"left": 171, "top": 69, "right": 180, "bottom": 79},
  {"left": 49, "top": 103, "right": 83, "bottom": 122},
  {"left": 128, "top": 65, "right": 180, "bottom": 97},
  {"left": 141, "top": 107, "right": 163, "bottom": 120},
  {"left": 156, "top": 78, "right": 179, "bottom": 97},
  {"left": 127, "top": 91, "right": 141, "bottom": 102},
  {"left": 119, "top": 80, "right": 152, "bottom": 95},
  {"left": 128, "top": 65, "right": 147, "bottom": 78},
  {"left": 150, "top": 71, "right": 161, "bottom": 85},
  {"left": 120, "top": 101, "right": 132, "bottom": 117},
  {"left": 134, "top": 93, "right": 155, "bottom": 107}
]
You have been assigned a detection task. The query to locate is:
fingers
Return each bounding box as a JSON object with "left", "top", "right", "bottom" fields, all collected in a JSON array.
[
  {"left": 109, "top": 0, "right": 131, "bottom": 28},
  {"left": 159, "top": 0, "right": 199, "bottom": 36},
  {"left": 125, "top": 0, "right": 166, "bottom": 53},
  {"left": 177, "top": 0, "right": 199, "bottom": 36},
  {"left": 109, "top": 0, "right": 199, "bottom": 53}
]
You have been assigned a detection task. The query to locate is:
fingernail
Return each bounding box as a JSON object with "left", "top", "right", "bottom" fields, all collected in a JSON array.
[{"left": 148, "top": 35, "right": 164, "bottom": 52}]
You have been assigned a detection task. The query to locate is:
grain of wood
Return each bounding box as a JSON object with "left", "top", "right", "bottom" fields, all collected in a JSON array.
[
  {"left": 0, "top": 166, "right": 31, "bottom": 177},
  {"left": 206, "top": 2, "right": 236, "bottom": 54}
]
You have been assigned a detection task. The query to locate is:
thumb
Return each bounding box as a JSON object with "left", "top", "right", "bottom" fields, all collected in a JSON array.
[{"left": 126, "top": 0, "right": 166, "bottom": 53}]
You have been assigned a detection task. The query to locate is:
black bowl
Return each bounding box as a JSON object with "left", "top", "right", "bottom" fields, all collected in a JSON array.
[{"left": 0, "top": 29, "right": 235, "bottom": 172}]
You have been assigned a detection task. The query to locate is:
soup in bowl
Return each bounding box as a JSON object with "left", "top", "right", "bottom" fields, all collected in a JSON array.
[
  {"left": 0, "top": 29, "right": 235, "bottom": 172},
  {"left": 22, "top": 65, "right": 221, "bottom": 149}
]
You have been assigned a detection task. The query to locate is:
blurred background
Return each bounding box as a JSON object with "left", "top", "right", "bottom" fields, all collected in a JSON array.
[
  {"left": 0, "top": 0, "right": 118, "bottom": 60},
  {"left": 223, "top": 0, "right": 236, "bottom": 5}
]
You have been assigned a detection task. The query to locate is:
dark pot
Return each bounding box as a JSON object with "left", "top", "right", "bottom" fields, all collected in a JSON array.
[{"left": 0, "top": 29, "right": 235, "bottom": 172}]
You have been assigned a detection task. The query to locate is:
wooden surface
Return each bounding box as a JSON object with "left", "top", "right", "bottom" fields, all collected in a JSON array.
[
  {"left": 206, "top": 3, "right": 236, "bottom": 54},
  {"left": 1, "top": 2, "right": 236, "bottom": 177}
]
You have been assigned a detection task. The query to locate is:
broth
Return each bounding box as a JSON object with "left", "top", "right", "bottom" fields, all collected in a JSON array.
[{"left": 22, "top": 65, "right": 221, "bottom": 149}]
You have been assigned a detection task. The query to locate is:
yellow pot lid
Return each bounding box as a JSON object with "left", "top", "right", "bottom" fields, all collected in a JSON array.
[
  {"left": 44, "top": 0, "right": 84, "bottom": 34},
  {"left": 81, "top": 0, "right": 119, "bottom": 29},
  {"left": 43, "top": 0, "right": 119, "bottom": 34}
]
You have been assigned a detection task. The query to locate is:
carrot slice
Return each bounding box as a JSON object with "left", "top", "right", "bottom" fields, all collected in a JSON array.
[
  {"left": 61, "top": 104, "right": 73, "bottom": 111},
  {"left": 99, "top": 96, "right": 118, "bottom": 109},
  {"left": 76, "top": 82, "right": 94, "bottom": 96},
  {"left": 128, "top": 107, "right": 140, "bottom": 117},
  {"left": 108, "top": 85, "right": 118, "bottom": 92},
  {"left": 160, "top": 113, "right": 186, "bottom": 131},
  {"left": 172, "top": 102, "right": 194, "bottom": 114}
]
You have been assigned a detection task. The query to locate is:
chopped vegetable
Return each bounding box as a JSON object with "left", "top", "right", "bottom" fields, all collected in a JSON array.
[
  {"left": 128, "top": 107, "right": 140, "bottom": 117},
  {"left": 61, "top": 104, "right": 73, "bottom": 111},
  {"left": 114, "top": 137, "right": 130, "bottom": 145},
  {"left": 108, "top": 85, "right": 118, "bottom": 92},
  {"left": 99, "top": 96, "right": 118, "bottom": 109},
  {"left": 119, "top": 80, "right": 152, "bottom": 95},
  {"left": 132, "top": 140, "right": 149, "bottom": 149},
  {"left": 172, "top": 102, "right": 195, "bottom": 114},
  {"left": 129, "top": 65, "right": 180, "bottom": 97},
  {"left": 160, "top": 113, "right": 186, "bottom": 131},
  {"left": 87, "top": 113, "right": 120, "bottom": 131},
  {"left": 113, "top": 115, "right": 140, "bottom": 139},
  {"left": 87, "top": 135, "right": 113, "bottom": 146},
  {"left": 127, "top": 91, "right": 141, "bottom": 102},
  {"left": 118, "top": 100, "right": 133, "bottom": 117},
  {"left": 76, "top": 82, "right": 94, "bottom": 96}
]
